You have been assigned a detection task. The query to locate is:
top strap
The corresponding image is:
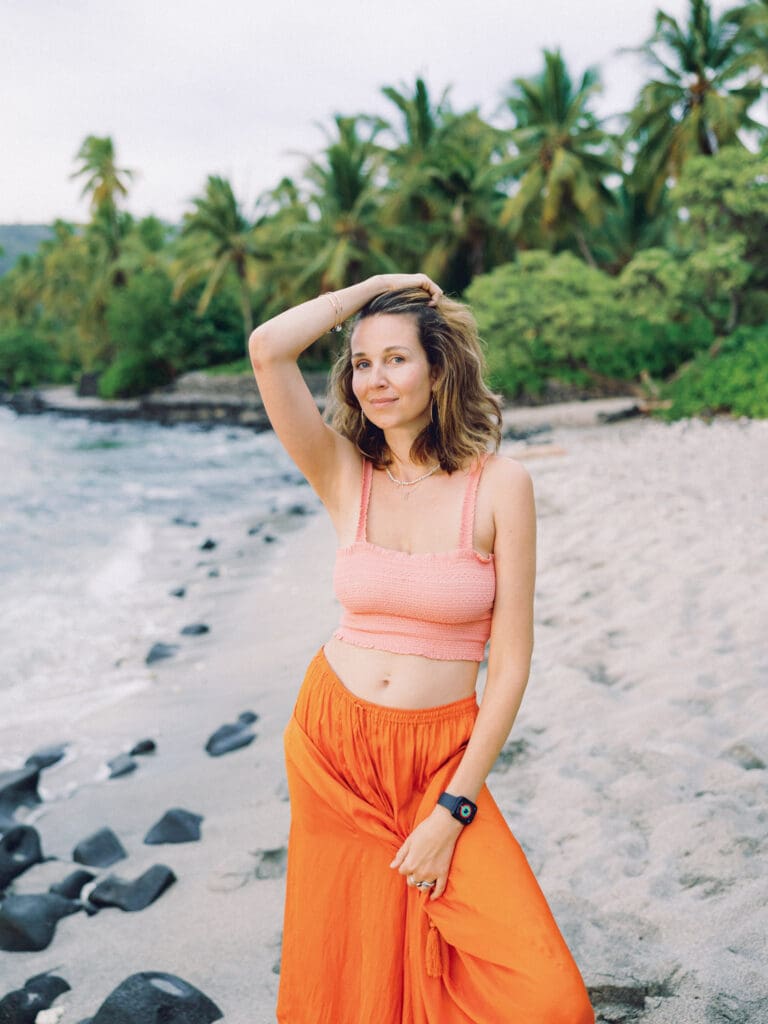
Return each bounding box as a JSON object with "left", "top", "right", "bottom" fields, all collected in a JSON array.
[
  {"left": 355, "top": 458, "right": 374, "bottom": 543},
  {"left": 458, "top": 453, "right": 490, "bottom": 549}
]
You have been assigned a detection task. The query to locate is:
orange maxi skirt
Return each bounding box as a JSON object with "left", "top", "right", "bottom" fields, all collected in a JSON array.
[{"left": 277, "top": 648, "right": 594, "bottom": 1024}]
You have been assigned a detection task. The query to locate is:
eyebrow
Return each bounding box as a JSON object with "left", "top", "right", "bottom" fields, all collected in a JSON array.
[{"left": 351, "top": 345, "right": 412, "bottom": 358}]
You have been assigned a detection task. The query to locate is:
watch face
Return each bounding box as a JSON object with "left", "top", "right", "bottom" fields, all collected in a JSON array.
[{"left": 457, "top": 799, "right": 476, "bottom": 823}]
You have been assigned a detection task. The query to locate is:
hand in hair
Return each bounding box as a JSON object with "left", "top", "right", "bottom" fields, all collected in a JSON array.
[{"left": 376, "top": 273, "right": 443, "bottom": 306}]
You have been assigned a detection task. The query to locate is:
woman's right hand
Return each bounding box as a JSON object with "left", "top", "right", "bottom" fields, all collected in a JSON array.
[{"left": 373, "top": 273, "right": 444, "bottom": 306}]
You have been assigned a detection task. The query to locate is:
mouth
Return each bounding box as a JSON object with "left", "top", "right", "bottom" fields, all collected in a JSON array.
[{"left": 369, "top": 398, "right": 397, "bottom": 407}]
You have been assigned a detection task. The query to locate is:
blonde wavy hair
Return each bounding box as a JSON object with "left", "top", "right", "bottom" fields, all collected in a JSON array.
[{"left": 327, "top": 287, "right": 501, "bottom": 473}]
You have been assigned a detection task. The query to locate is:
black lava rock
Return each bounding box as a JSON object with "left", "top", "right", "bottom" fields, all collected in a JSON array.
[
  {"left": 144, "top": 809, "right": 203, "bottom": 845},
  {"left": 145, "top": 642, "right": 179, "bottom": 665},
  {"left": 0, "top": 893, "right": 80, "bottom": 952},
  {"left": 0, "top": 826, "right": 43, "bottom": 890},
  {"left": 24, "top": 743, "right": 69, "bottom": 771},
  {"left": 169, "top": 586, "right": 186, "bottom": 598},
  {"left": 199, "top": 538, "right": 217, "bottom": 551},
  {"left": 72, "top": 827, "right": 127, "bottom": 868},
  {"left": 107, "top": 754, "right": 138, "bottom": 779},
  {"left": 171, "top": 516, "right": 198, "bottom": 527},
  {"left": 130, "top": 738, "right": 156, "bottom": 756},
  {"left": 88, "top": 864, "right": 176, "bottom": 911},
  {"left": 262, "top": 533, "right": 277, "bottom": 544},
  {"left": 205, "top": 720, "right": 256, "bottom": 757},
  {"left": 0, "top": 766, "right": 42, "bottom": 821},
  {"left": 49, "top": 868, "right": 96, "bottom": 899},
  {"left": 237, "top": 710, "right": 259, "bottom": 725},
  {"left": 207, "top": 568, "right": 219, "bottom": 578},
  {"left": 0, "top": 970, "right": 71, "bottom": 1023},
  {"left": 89, "top": 971, "right": 222, "bottom": 1024},
  {"left": 180, "top": 622, "right": 210, "bottom": 636}
]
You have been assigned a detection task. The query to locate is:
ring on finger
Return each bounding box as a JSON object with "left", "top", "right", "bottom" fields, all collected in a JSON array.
[{"left": 415, "top": 879, "right": 437, "bottom": 890}]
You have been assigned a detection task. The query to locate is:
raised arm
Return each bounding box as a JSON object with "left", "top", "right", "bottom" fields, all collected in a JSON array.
[{"left": 248, "top": 273, "right": 442, "bottom": 505}]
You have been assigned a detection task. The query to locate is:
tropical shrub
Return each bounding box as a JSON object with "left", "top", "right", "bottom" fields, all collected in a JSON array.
[
  {"left": 659, "top": 326, "right": 768, "bottom": 419},
  {"left": 0, "top": 328, "right": 68, "bottom": 390}
]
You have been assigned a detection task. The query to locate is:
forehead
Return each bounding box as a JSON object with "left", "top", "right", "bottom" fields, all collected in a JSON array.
[{"left": 350, "top": 313, "right": 422, "bottom": 355}]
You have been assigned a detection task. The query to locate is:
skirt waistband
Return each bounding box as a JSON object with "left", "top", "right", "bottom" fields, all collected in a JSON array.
[{"left": 311, "top": 646, "right": 479, "bottom": 724}]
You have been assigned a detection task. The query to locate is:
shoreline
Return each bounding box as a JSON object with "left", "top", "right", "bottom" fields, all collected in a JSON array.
[
  {"left": 0, "top": 372, "right": 648, "bottom": 434},
  {"left": 2, "top": 416, "right": 767, "bottom": 1022}
]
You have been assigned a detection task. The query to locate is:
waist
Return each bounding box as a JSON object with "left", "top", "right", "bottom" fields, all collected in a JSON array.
[{"left": 322, "top": 636, "right": 480, "bottom": 709}]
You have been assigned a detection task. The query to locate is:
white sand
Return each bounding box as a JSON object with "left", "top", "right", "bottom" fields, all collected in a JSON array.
[{"left": 3, "top": 411, "right": 767, "bottom": 1023}]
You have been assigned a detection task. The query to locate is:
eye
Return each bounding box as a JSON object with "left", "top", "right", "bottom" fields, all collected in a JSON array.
[
  {"left": 389, "top": 355, "right": 405, "bottom": 364},
  {"left": 353, "top": 359, "right": 370, "bottom": 370}
]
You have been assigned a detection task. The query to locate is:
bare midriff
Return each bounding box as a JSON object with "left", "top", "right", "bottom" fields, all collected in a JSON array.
[{"left": 323, "top": 635, "right": 480, "bottom": 709}]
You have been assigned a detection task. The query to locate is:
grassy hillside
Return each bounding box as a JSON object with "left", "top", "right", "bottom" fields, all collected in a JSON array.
[{"left": 0, "top": 224, "right": 53, "bottom": 275}]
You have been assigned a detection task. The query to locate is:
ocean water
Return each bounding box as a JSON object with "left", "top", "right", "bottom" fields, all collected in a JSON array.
[{"left": 0, "top": 408, "right": 311, "bottom": 748}]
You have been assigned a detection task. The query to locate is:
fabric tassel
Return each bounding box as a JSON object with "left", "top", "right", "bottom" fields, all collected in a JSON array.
[{"left": 425, "top": 919, "right": 443, "bottom": 978}]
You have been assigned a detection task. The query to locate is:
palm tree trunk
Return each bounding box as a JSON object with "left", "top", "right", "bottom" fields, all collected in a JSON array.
[
  {"left": 574, "top": 228, "right": 598, "bottom": 269},
  {"left": 239, "top": 282, "right": 253, "bottom": 348}
]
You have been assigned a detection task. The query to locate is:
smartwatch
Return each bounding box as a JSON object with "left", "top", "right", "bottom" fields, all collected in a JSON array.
[{"left": 437, "top": 791, "right": 477, "bottom": 825}]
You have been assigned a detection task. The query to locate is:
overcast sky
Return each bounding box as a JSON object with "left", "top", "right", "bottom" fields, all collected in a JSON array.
[{"left": 2, "top": 0, "right": 735, "bottom": 224}]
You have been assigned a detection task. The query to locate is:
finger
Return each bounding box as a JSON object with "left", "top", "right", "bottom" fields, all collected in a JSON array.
[
  {"left": 430, "top": 876, "right": 447, "bottom": 901},
  {"left": 389, "top": 847, "right": 405, "bottom": 869}
]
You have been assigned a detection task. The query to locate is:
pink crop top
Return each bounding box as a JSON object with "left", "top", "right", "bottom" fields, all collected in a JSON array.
[{"left": 333, "top": 455, "right": 496, "bottom": 661}]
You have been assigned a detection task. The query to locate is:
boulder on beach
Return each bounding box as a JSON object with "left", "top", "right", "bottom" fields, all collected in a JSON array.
[
  {"left": 145, "top": 642, "right": 179, "bottom": 665},
  {"left": 49, "top": 868, "right": 96, "bottom": 900},
  {"left": 180, "top": 622, "right": 210, "bottom": 636},
  {"left": 0, "top": 766, "right": 42, "bottom": 822},
  {"left": 237, "top": 710, "right": 258, "bottom": 725},
  {"left": 24, "top": 743, "right": 69, "bottom": 771},
  {"left": 107, "top": 754, "right": 137, "bottom": 779},
  {"left": 129, "top": 738, "right": 156, "bottom": 756},
  {"left": 144, "top": 808, "right": 203, "bottom": 845},
  {"left": 72, "top": 827, "right": 127, "bottom": 868},
  {"left": 199, "top": 538, "right": 217, "bottom": 550},
  {"left": 0, "top": 970, "right": 71, "bottom": 1024},
  {"left": 0, "top": 825, "right": 43, "bottom": 890},
  {"left": 0, "top": 893, "right": 80, "bottom": 952},
  {"left": 89, "top": 971, "right": 222, "bottom": 1024},
  {"left": 88, "top": 864, "right": 176, "bottom": 911},
  {"left": 204, "top": 719, "right": 256, "bottom": 757},
  {"left": 171, "top": 515, "right": 198, "bottom": 527},
  {"left": 169, "top": 586, "right": 186, "bottom": 597}
]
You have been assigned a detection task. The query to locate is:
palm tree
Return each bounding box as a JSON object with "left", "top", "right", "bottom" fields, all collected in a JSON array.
[
  {"left": 498, "top": 49, "right": 620, "bottom": 265},
  {"left": 71, "top": 135, "right": 134, "bottom": 214},
  {"left": 173, "top": 175, "right": 263, "bottom": 344},
  {"left": 284, "top": 115, "right": 403, "bottom": 295},
  {"left": 726, "top": 0, "right": 768, "bottom": 72},
  {"left": 626, "top": 0, "right": 764, "bottom": 211},
  {"left": 415, "top": 113, "right": 515, "bottom": 292}
]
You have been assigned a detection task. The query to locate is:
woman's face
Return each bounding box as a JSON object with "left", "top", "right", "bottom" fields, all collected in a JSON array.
[{"left": 350, "top": 314, "right": 435, "bottom": 436}]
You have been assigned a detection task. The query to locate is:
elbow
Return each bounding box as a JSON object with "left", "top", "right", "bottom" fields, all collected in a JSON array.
[{"left": 247, "top": 327, "right": 273, "bottom": 372}]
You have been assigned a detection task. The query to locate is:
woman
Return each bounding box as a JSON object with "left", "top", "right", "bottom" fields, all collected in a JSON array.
[{"left": 249, "top": 274, "right": 594, "bottom": 1024}]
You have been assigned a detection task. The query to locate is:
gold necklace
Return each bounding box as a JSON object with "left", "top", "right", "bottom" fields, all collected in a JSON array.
[{"left": 385, "top": 463, "right": 440, "bottom": 487}]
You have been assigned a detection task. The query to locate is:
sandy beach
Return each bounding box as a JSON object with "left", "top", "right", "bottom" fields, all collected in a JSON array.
[{"left": 2, "top": 410, "right": 767, "bottom": 1023}]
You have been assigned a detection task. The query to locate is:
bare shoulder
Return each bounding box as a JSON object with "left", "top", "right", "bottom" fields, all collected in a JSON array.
[{"left": 483, "top": 453, "right": 535, "bottom": 512}]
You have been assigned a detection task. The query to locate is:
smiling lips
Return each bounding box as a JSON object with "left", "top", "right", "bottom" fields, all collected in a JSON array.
[{"left": 369, "top": 397, "right": 397, "bottom": 406}]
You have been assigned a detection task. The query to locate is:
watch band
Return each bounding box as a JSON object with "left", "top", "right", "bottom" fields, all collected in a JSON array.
[{"left": 437, "top": 791, "right": 477, "bottom": 825}]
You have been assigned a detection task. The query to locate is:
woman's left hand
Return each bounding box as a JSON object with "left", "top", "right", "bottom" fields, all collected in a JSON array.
[{"left": 390, "top": 808, "right": 463, "bottom": 901}]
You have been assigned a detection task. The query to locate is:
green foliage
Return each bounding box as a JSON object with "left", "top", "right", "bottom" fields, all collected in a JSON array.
[
  {"left": 659, "top": 326, "right": 768, "bottom": 418},
  {"left": 0, "top": 328, "right": 69, "bottom": 389},
  {"left": 98, "top": 352, "right": 173, "bottom": 399},
  {"left": 100, "top": 268, "right": 244, "bottom": 396},
  {"left": 466, "top": 251, "right": 712, "bottom": 397}
]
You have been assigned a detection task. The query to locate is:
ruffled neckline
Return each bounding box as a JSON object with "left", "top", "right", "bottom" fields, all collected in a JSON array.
[{"left": 337, "top": 539, "right": 494, "bottom": 564}]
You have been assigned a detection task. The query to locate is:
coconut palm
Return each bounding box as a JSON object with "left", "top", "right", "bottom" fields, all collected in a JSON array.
[
  {"left": 626, "top": 0, "right": 764, "bottom": 211},
  {"left": 283, "top": 115, "right": 403, "bottom": 297},
  {"left": 173, "top": 175, "right": 264, "bottom": 344},
  {"left": 71, "top": 135, "right": 133, "bottom": 214},
  {"left": 498, "top": 49, "right": 621, "bottom": 265},
  {"left": 726, "top": 0, "right": 768, "bottom": 73}
]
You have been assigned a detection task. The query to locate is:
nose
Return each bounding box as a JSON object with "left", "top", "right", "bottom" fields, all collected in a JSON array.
[{"left": 369, "top": 361, "right": 388, "bottom": 388}]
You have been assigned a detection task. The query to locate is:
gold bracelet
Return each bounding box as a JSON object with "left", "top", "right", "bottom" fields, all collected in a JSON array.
[{"left": 324, "top": 291, "right": 344, "bottom": 333}]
